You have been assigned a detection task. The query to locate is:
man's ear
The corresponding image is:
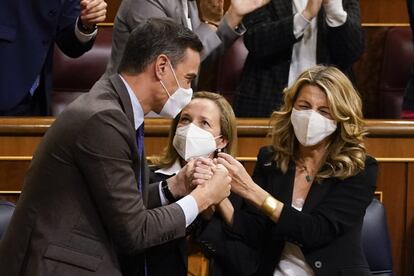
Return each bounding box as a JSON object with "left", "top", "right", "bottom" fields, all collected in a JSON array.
[{"left": 155, "top": 54, "right": 169, "bottom": 80}]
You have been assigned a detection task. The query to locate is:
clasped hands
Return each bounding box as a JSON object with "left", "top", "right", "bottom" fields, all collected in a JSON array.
[
  {"left": 79, "top": 0, "right": 108, "bottom": 29},
  {"left": 169, "top": 153, "right": 254, "bottom": 213}
]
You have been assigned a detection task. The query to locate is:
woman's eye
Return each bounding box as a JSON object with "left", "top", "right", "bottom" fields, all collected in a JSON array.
[
  {"left": 202, "top": 120, "right": 211, "bottom": 127},
  {"left": 180, "top": 117, "right": 190, "bottom": 123}
]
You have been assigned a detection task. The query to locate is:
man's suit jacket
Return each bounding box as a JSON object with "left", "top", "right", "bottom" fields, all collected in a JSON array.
[
  {"left": 234, "top": 0, "right": 363, "bottom": 117},
  {"left": 103, "top": 0, "right": 241, "bottom": 78},
  {"left": 0, "top": 75, "right": 186, "bottom": 276},
  {"left": 0, "top": 0, "right": 94, "bottom": 112},
  {"left": 227, "top": 146, "right": 377, "bottom": 275}
]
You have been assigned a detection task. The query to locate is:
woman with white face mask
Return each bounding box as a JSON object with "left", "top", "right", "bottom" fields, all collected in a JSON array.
[
  {"left": 146, "top": 92, "right": 251, "bottom": 276},
  {"left": 212, "top": 66, "right": 378, "bottom": 275}
]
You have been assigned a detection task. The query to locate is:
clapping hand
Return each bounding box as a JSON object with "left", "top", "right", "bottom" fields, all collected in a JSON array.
[
  {"left": 230, "top": 0, "right": 271, "bottom": 17},
  {"left": 199, "top": 0, "right": 224, "bottom": 26},
  {"left": 226, "top": 0, "right": 271, "bottom": 28},
  {"left": 80, "top": 0, "right": 107, "bottom": 28}
]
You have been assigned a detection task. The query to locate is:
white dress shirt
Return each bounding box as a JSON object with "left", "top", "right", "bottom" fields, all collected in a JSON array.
[{"left": 288, "top": 0, "right": 348, "bottom": 86}]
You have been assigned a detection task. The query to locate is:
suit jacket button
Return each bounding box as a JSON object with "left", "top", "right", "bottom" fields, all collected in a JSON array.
[{"left": 314, "top": 260, "right": 322, "bottom": 268}]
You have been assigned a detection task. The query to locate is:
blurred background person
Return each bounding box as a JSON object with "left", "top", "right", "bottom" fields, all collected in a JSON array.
[
  {"left": 215, "top": 65, "right": 378, "bottom": 275},
  {"left": 102, "top": 0, "right": 270, "bottom": 92},
  {"left": 0, "top": 0, "right": 107, "bottom": 116},
  {"left": 234, "top": 0, "right": 363, "bottom": 117}
]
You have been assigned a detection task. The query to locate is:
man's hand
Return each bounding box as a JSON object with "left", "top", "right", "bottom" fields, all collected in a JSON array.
[
  {"left": 191, "top": 164, "right": 231, "bottom": 212},
  {"left": 192, "top": 158, "right": 216, "bottom": 186},
  {"left": 225, "top": 0, "right": 271, "bottom": 29},
  {"left": 80, "top": 0, "right": 107, "bottom": 28},
  {"left": 167, "top": 159, "right": 196, "bottom": 199},
  {"left": 199, "top": 0, "right": 224, "bottom": 26}
]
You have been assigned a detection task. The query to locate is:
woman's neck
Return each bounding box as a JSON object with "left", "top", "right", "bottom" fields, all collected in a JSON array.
[{"left": 296, "top": 141, "right": 328, "bottom": 170}]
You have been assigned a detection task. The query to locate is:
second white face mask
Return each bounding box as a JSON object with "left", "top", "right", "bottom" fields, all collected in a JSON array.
[
  {"left": 158, "top": 62, "right": 193, "bottom": 118},
  {"left": 290, "top": 107, "right": 337, "bottom": 146},
  {"left": 173, "top": 123, "right": 218, "bottom": 161}
]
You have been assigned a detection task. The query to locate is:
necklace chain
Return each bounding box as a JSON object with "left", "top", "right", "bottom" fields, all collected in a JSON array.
[{"left": 301, "top": 165, "right": 312, "bottom": 183}]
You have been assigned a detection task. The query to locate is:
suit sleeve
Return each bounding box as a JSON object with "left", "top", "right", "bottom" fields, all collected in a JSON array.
[
  {"left": 54, "top": 0, "right": 94, "bottom": 58},
  {"left": 194, "top": 16, "right": 242, "bottom": 61},
  {"left": 243, "top": 4, "right": 298, "bottom": 59},
  {"left": 75, "top": 110, "right": 187, "bottom": 255},
  {"left": 326, "top": 0, "right": 363, "bottom": 68}
]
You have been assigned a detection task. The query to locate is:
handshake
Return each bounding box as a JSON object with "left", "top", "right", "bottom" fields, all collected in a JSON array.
[{"left": 166, "top": 153, "right": 252, "bottom": 213}]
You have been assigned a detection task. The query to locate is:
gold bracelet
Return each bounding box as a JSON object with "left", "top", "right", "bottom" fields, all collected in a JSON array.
[{"left": 261, "top": 194, "right": 279, "bottom": 219}]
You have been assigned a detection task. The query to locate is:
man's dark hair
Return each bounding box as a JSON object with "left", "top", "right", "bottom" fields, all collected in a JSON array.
[{"left": 118, "top": 18, "right": 203, "bottom": 74}]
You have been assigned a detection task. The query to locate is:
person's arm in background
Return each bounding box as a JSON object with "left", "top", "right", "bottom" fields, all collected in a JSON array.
[
  {"left": 56, "top": 0, "right": 107, "bottom": 58},
  {"left": 195, "top": 0, "right": 270, "bottom": 60},
  {"left": 324, "top": 0, "right": 364, "bottom": 69},
  {"left": 243, "top": 0, "right": 302, "bottom": 60}
]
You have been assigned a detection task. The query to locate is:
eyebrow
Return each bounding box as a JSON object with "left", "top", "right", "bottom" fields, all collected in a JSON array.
[{"left": 297, "top": 99, "right": 329, "bottom": 109}]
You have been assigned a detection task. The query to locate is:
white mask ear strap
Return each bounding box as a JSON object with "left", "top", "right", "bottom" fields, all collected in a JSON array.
[
  {"left": 159, "top": 80, "right": 171, "bottom": 97},
  {"left": 168, "top": 61, "right": 181, "bottom": 88}
]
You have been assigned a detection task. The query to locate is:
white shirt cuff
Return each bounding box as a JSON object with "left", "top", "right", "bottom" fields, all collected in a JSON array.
[
  {"left": 75, "top": 17, "right": 97, "bottom": 43},
  {"left": 158, "top": 181, "right": 169, "bottom": 206},
  {"left": 176, "top": 195, "right": 199, "bottom": 227},
  {"left": 323, "top": 0, "right": 348, "bottom": 27},
  {"left": 293, "top": 12, "right": 310, "bottom": 39}
]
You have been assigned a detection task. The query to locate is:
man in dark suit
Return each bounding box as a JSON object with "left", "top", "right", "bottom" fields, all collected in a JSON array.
[
  {"left": 0, "top": 18, "right": 231, "bottom": 276},
  {"left": 234, "top": 0, "right": 363, "bottom": 117},
  {"left": 0, "top": 0, "right": 107, "bottom": 116}
]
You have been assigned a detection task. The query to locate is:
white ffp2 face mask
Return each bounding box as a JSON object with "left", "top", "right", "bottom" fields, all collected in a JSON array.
[
  {"left": 158, "top": 62, "right": 193, "bottom": 118},
  {"left": 290, "top": 108, "right": 337, "bottom": 147},
  {"left": 173, "top": 123, "right": 220, "bottom": 161}
]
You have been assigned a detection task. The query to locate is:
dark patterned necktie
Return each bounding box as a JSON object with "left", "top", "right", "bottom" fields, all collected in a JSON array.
[
  {"left": 135, "top": 123, "right": 144, "bottom": 193},
  {"left": 135, "top": 122, "right": 147, "bottom": 276}
]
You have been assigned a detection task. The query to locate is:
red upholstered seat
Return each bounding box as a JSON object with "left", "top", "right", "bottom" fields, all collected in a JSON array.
[
  {"left": 51, "top": 27, "right": 112, "bottom": 115},
  {"left": 378, "top": 27, "right": 414, "bottom": 118},
  {"left": 215, "top": 37, "right": 248, "bottom": 105}
]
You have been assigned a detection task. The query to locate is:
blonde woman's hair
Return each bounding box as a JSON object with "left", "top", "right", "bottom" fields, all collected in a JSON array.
[
  {"left": 152, "top": 91, "right": 238, "bottom": 168},
  {"left": 270, "top": 65, "right": 367, "bottom": 180}
]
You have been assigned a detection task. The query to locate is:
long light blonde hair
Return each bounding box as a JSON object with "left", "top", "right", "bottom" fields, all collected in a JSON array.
[
  {"left": 152, "top": 91, "right": 237, "bottom": 168},
  {"left": 270, "top": 65, "right": 367, "bottom": 180}
]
